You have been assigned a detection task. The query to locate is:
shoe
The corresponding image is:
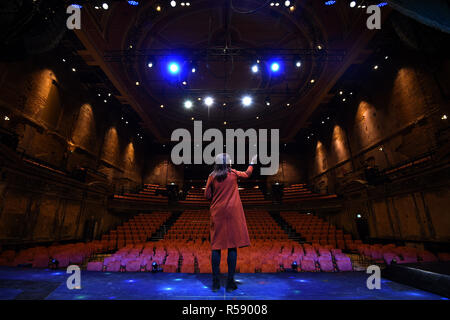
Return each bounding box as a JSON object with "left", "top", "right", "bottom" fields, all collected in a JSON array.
[
  {"left": 212, "top": 278, "right": 220, "bottom": 292},
  {"left": 226, "top": 280, "right": 238, "bottom": 292}
]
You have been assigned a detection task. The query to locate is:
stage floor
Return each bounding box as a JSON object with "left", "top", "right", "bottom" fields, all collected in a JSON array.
[{"left": 0, "top": 267, "right": 446, "bottom": 300}]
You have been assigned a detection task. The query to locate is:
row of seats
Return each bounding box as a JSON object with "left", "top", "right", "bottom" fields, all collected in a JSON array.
[
  {"left": 282, "top": 184, "right": 338, "bottom": 202},
  {"left": 86, "top": 210, "right": 353, "bottom": 273},
  {"left": 0, "top": 241, "right": 105, "bottom": 268},
  {"left": 87, "top": 239, "right": 353, "bottom": 273},
  {"left": 114, "top": 184, "right": 168, "bottom": 203},
  {"left": 101, "top": 212, "right": 171, "bottom": 248},
  {"left": 0, "top": 212, "right": 171, "bottom": 269},
  {"left": 178, "top": 186, "right": 272, "bottom": 205},
  {"left": 357, "top": 243, "right": 450, "bottom": 264},
  {"left": 282, "top": 211, "right": 450, "bottom": 265},
  {"left": 281, "top": 211, "right": 360, "bottom": 249}
]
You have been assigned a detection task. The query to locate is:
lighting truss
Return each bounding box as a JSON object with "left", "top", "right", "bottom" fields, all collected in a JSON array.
[{"left": 103, "top": 48, "right": 347, "bottom": 62}]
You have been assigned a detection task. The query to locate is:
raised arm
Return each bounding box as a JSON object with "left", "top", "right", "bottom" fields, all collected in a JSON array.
[
  {"left": 204, "top": 175, "right": 213, "bottom": 200},
  {"left": 232, "top": 165, "right": 254, "bottom": 179},
  {"left": 233, "top": 154, "right": 257, "bottom": 178}
]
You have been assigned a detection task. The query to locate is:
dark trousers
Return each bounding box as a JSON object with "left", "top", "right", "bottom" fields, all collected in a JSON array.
[{"left": 211, "top": 248, "right": 237, "bottom": 281}]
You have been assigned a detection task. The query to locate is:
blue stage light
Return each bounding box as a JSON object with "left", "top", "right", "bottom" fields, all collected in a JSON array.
[
  {"left": 71, "top": 4, "right": 83, "bottom": 8},
  {"left": 127, "top": 1, "right": 139, "bottom": 5},
  {"left": 377, "top": 2, "right": 388, "bottom": 7},
  {"left": 270, "top": 62, "right": 281, "bottom": 72},
  {"left": 168, "top": 62, "right": 180, "bottom": 74},
  {"left": 324, "top": 0, "right": 336, "bottom": 5}
]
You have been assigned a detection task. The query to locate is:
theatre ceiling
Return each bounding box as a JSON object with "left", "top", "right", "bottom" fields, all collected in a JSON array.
[{"left": 73, "top": 0, "right": 389, "bottom": 143}]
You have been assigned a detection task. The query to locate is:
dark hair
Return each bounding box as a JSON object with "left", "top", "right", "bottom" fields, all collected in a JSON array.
[{"left": 211, "top": 153, "right": 231, "bottom": 182}]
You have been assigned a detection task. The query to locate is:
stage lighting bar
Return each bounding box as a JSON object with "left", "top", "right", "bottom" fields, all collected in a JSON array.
[{"left": 103, "top": 48, "right": 346, "bottom": 63}]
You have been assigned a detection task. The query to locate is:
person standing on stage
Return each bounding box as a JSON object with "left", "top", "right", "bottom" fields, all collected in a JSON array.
[{"left": 204, "top": 153, "right": 257, "bottom": 292}]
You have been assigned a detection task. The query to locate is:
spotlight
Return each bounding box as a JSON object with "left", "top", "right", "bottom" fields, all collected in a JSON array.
[
  {"left": 242, "top": 96, "right": 252, "bottom": 107},
  {"left": 295, "top": 60, "right": 301, "bottom": 68},
  {"left": 442, "top": 114, "right": 448, "bottom": 120},
  {"left": 265, "top": 97, "right": 271, "bottom": 106},
  {"left": 147, "top": 61, "right": 153, "bottom": 68},
  {"left": 270, "top": 62, "right": 280, "bottom": 72},
  {"left": 284, "top": 0, "right": 291, "bottom": 6},
  {"left": 350, "top": 1, "right": 356, "bottom": 7},
  {"left": 4, "top": 116, "right": 10, "bottom": 121},
  {"left": 373, "top": 65, "right": 379, "bottom": 70},
  {"left": 170, "top": 0, "right": 176, "bottom": 7},
  {"left": 310, "top": 79, "right": 315, "bottom": 83},
  {"left": 357, "top": 214, "right": 362, "bottom": 218},
  {"left": 71, "top": 67, "right": 76, "bottom": 72},
  {"left": 156, "top": 4, "right": 162, "bottom": 11},
  {"left": 102, "top": 2, "right": 109, "bottom": 10},
  {"left": 168, "top": 62, "right": 180, "bottom": 74},
  {"left": 204, "top": 97, "right": 214, "bottom": 107},
  {"left": 270, "top": 2, "right": 275, "bottom": 6},
  {"left": 184, "top": 100, "right": 193, "bottom": 109},
  {"left": 339, "top": 91, "right": 343, "bottom": 95},
  {"left": 135, "top": 81, "right": 140, "bottom": 86},
  {"left": 189, "top": 60, "right": 198, "bottom": 73},
  {"left": 251, "top": 64, "right": 259, "bottom": 73}
]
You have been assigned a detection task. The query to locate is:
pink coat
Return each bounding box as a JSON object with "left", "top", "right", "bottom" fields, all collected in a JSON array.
[{"left": 204, "top": 166, "right": 253, "bottom": 250}]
